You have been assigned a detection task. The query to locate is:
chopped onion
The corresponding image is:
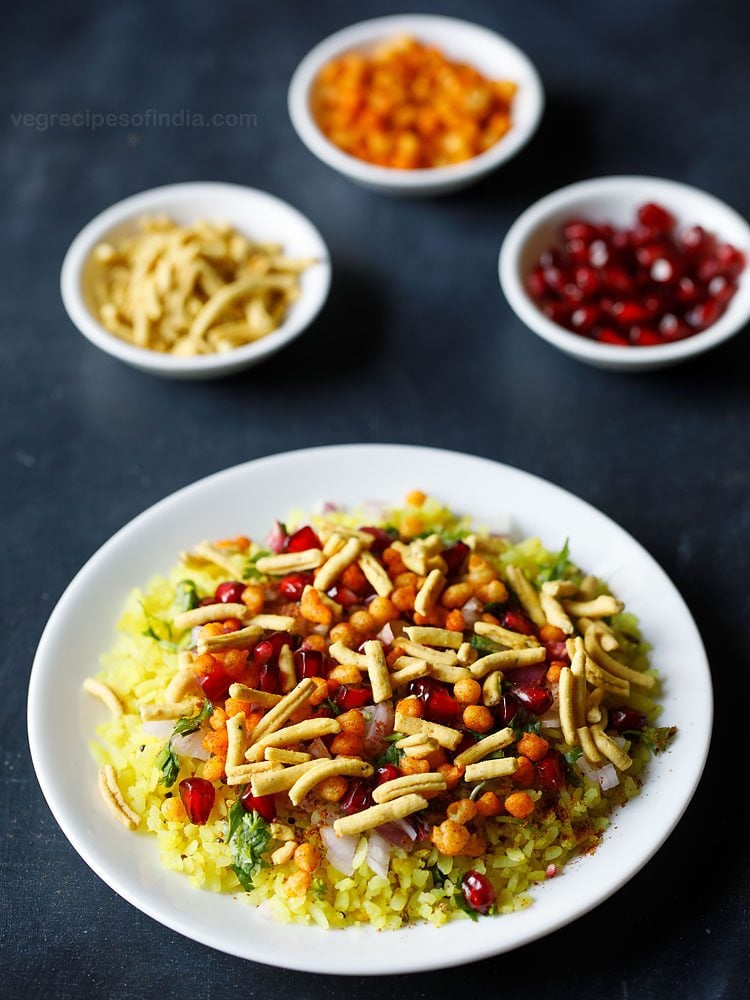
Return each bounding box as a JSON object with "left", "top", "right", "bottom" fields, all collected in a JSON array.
[
  {"left": 362, "top": 500, "right": 388, "bottom": 521},
  {"left": 321, "top": 501, "right": 339, "bottom": 513},
  {"left": 308, "top": 737, "right": 331, "bottom": 759},
  {"left": 376, "top": 619, "right": 407, "bottom": 645},
  {"left": 577, "top": 755, "right": 620, "bottom": 790},
  {"left": 540, "top": 712, "right": 561, "bottom": 729},
  {"left": 321, "top": 825, "right": 358, "bottom": 876},
  {"left": 376, "top": 820, "right": 416, "bottom": 851},
  {"left": 190, "top": 625, "right": 202, "bottom": 647},
  {"left": 265, "top": 519, "right": 287, "bottom": 553},
  {"left": 141, "top": 721, "right": 210, "bottom": 760},
  {"left": 366, "top": 830, "right": 393, "bottom": 877},
  {"left": 362, "top": 701, "right": 394, "bottom": 757},
  {"left": 460, "top": 597, "right": 484, "bottom": 628}
]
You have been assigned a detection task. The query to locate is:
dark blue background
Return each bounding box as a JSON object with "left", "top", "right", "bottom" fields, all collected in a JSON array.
[{"left": 3, "top": 0, "right": 749, "bottom": 996}]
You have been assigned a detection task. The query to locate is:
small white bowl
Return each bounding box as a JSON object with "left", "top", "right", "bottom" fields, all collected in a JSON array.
[
  {"left": 499, "top": 176, "right": 750, "bottom": 371},
  {"left": 61, "top": 182, "right": 331, "bottom": 379},
  {"left": 288, "top": 15, "right": 544, "bottom": 198}
]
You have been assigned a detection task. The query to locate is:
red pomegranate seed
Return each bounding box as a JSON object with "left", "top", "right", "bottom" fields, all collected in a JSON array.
[
  {"left": 544, "top": 639, "right": 570, "bottom": 663},
  {"left": 340, "top": 780, "right": 373, "bottom": 815},
  {"left": 376, "top": 764, "right": 401, "bottom": 785},
  {"left": 409, "top": 677, "right": 460, "bottom": 722},
  {"left": 496, "top": 693, "right": 519, "bottom": 727},
  {"left": 542, "top": 301, "right": 572, "bottom": 327},
  {"left": 637, "top": 202, "right": 675, "bottom": 233},
  {"left": 328, "top": 584, "right": 360, "bottom": 607},
  {"left": 179, "top": 777, "right": 215, "bottom": 825},
  {"left": 562, "top": 220, "right": 599, "bottom": 243},
  {"left": 574, "top": 266, "right": 599, "bottom": 297},
  {"left": 535, "top": 752, "right": 566, "bottom": 793},
  {"left": 542, "top": 266, "right": 567, "bottom": 293},
  {"left": 686, "top": 298, "right": 722, "bottom": 330},
  {"left": 676, "top": 276, "right": 699, "bottom": 303},
  {"left": 512, "top": 683, "right": 553, "bottom": 716},
  {"left": 278, "top": 572, "right": 312, "bottom": 600},
  {"left": 501, "top": 608, "right": 535, "bottom": 635},
  {"left": 239, "top": 788, "right": 276, "bottom": 822},
  {"left": 716, "top": 243, "right": 745, "bottom": 277},
  {"left": 461, "top": 871, "right": 496, "bottom": 914},
  {"left": 562, "top": 283, "right": 584, "bottom": 304},
  {"left": 571, "top": 305, "right": 600, "bottom": 331},
  {"left": 259, "top": 663, "right": 280, "bottom": 694},
  {"left": 565, "top": 238, "right": 589, "bottom": 264},
  {"left": 285, "top": 526, "right": 321, "bottom": 552},
  {"left": 510, "top": 663, "right": 548, "bottom": 687},
  {"left": 630, "top": 327, "right": 663, "bottom": 346},
  {"left": 601, "top": 266, "right": 632, "bottom": 294},
  {"left": 680, "top": 225, "right": 709, "bottom": 252},
  {"left": 294, "top": 648, "right": 324, "bottom": 678},
  {"left": 597, "top": 328, "right": 630, "bottom": 346},
  {"left": 525, "top": 267, "right": 546, "bottom": 298},
  {"left": 442, "top": 541, "right": 470, "bottom": 576},
  {"left": 587, "top": 239, "right": 609, "bottom": 268},
  {"left": 333, "top": 685, "right": 372, "bottom": 711},
  {"left": 609, "top": 300, "right": 652, "bottom": 325},
  {"left": 214, "top": 581, "right": 245, "bottom": 604},
  {"left": 609, "top": 707, "right": 647, "bottom": 733},
  {"left": 197, "top": 664, "right": 233, "bottom": 701},
  {"left": 361, "top": 526, "right": 394, "bottom": 556}
]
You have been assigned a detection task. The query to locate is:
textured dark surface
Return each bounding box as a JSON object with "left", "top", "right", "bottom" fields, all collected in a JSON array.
[{"left": 2, "top": 0, "right": 749, "bottom": 996}]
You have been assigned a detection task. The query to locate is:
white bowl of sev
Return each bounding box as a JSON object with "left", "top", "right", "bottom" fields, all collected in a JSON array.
[{"left": 60, "top": 182, "right": 332, "bottom": 379}]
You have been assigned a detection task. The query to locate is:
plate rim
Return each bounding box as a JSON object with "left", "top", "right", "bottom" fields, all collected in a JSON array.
[{"left": 27, "top": 444, "right": 713, "bottom": 974}]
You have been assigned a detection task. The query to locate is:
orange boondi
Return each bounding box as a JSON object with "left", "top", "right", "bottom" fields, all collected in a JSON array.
[{"left": 311, "top": 36, "right": 517, "bottom": 169}]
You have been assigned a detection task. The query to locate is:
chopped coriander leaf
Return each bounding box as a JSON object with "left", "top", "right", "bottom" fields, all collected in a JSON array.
[
  {"left": 312, "top": 878, "right": 327, "bottom": 900},
  {"left": 563, "top": 746, "right": 583, "bottom": 765},
  {"left": 156, "top": 700, "right": 213, "bottom": 787},
  {"left": 470, "top": 635, "right": 501, "bottom": 655},
  {"left": 484, "top": 602, "right": 506, "bottom": 617},
  {"left": 243, "top": 549, "right": 271, "bottom": 581},
  {"left": 139, "top": 601, "right": 176, "bottom": 649},
  {"left": 537, "top": 538, "right": 571, "bottom": 584},
  {"left": 563, "top": 746, "right": 583, "bottom": 787},
  {"left": 453, "top": 887, "right": 479, "bottom": 922},
  {"left": 174, "top": 579, "right": 199, "bottom": 612},
  {"left": 624, "top": 725, "right": 677, "bottom": 755},
  {"left": 226, "top": 798, "right": 245, "bottom": 843},
  {"left": 323, "top": 698, "right": 341, "bottom": 717},
  {"left": 229, "top": 809, "right": 271, "bottom": 892},
  {"left": 429, "top": 865, "right": 449, "bottom": 887},
  {"left": 376, "top": 742, "right": 403, "bottom": 766}
]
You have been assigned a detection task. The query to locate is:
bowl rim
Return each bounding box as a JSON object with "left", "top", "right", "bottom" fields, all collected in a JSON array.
[
  {"left": 60, "top": 181, "right": 332, "bottom": 374},
  {"left": 499, "top": 174, "right": 750, "bottom": 366},
  {"left": 288, "top": 13, "right": 545, "bottom": 189}
]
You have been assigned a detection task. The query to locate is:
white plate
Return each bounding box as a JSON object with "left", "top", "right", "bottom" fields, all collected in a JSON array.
[{"left": 28, "top": 445, "right": 712, "bottom": 974}]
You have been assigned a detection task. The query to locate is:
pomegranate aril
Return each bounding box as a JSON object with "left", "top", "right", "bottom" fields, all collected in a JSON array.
[
  {"left": 239, "top": 788, "right": 276, "bottom": 822},
  {"left": 214, "top": 581, "right": 245, "bottom": 604},
  {"left": 332, "top": 684, "right": 372, "bottom": 711},
  {"left": 542, "top": 301, "right": 572, "bottom": 327},
  {"left": 361, "top": 526, "right": 395, "bottom": 555},
  {"left": 496, "top": 693, "right": 519, "bottom": 727},
  {"left": 542, "top": 266, "right": 567, "bottom": 294},
  {"left": 562, "top": 220, "right": 599, "bottom": 243},
  {"left": 609, "top": 707, "right": 647, "bottom": 733},
  {"left": 539, "top": 247, "right": 563, "bottom": 269},
  {"left": 587, "top": 239, "right": 609, "bottom": 268},
  {"left": 601, "top": 266, "right": 632, "bottom": 294},
  {"left": 565, "top": 238, "right": 590, "bottom": 264},
  {"left": 676, "top": 276, "right": 699, "bottom": 303},
  {"left": 294, "top": 648, "right": 324, "bottom": 679},
  {"left": 512, "top": 683, "right": 553, "bottom": 716},
  {"left": 327, "top": 584, "right": 360, "bottom": 607},
  {"left": 461, "top": 871, "right": 496, "bottom": 915},
  {"left": 278, "top": 572, "right": 312, "bottom": 600},
  {"left": 716, "top": 243, "right": 745, "bottom": 277},
  {"left": 285, "top": 525, "right": 321, "bottom": 552},
  {"left": 535, "top": 752, "right": 566, "bottom": 793},
  {"left": 609, "top": 300, "right": 651, "bottom": 325},
  {"left": 574, "top": 266, "right": 599, "bottom": 297},
  {"left": 525, "top": 267, "right": 546, "bottom": 298},
  {"left": 597, "top": 328, "right": 630, "bottom": 346},
  {"left": 259, "top": 663, "right": 280, "bottom": 694},
  {"left": 686, "top": 298, "right": 722, "bottom": 330},
  {"left": 501, "top": 609, "right": 535, "bottom": 635},
  {"left": 630, "top": 326, "right": 663, "bottom": 346},
  {"left": 376, "top": 764, "right": 401, "bottom": 785},
  {"left": 179, "top": 777, "right": 215, "bottom": 825},
  {"left": 562, "top": 283, "right": 584, "bottom": 304},
  {"left": 409, "top": 677, "right": 460, "bottom": 722},
  {"left": 442, "top": 541, "right": 470, "bottom": 576},
  {"left": 637, "top": 202, "right": 675, "bottom": 233},
  {"left": 571, "top": 305, "right": 600, "bottom": 331},
  {"left": 544, "top": 639, "right": 570, "bottom": 663},
  {"left": 340, "top": 780, "right": 373, "bottom": 815}
]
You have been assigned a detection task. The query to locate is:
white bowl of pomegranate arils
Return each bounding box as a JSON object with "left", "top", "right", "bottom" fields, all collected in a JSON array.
[{"left": 499, "top": 176, "right": 750, "bottom": 371}]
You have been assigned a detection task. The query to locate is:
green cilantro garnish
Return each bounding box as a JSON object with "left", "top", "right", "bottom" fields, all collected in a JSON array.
[
  {"left": 243, "top": 549, "right": 271, "bottom": 581},
  {"left": 563, "top": 746, "right": 583, "bottom": 765},
  {"left": 139, "top": 602, "right": 177, "bottom": 649},
  {"left": 228, "top": 803, "right": 271, "bottom": 891},
  {"left": 453, "top": 886, "right": 479, "bottom": 922},
  {"left": 483, "top": 602, "right": 505, "bottom": 617},
  {"left": 312, "top": 878, "right": 327, "bottom": 900},
  {"left": 563, "top": 745, "right": 583, "bottom": 787},
  {"left": 513, "top": 713, "right": 542, "bottom": 738},
  {"left": 624, "top": 725, "right": 677, "bottom": 755},
  {"left": 156, "top": 700, "right": 213, "bottom": 787},
  {"left": 174, "top": 579, "right": 199, "bottom": 612},
  {"left": 470, "top": 635, "right": 501, "bottom": 655},
  {"left": 323, "top": 697, "right": 342, "bottom": 717},
  {"left": 375, "top": 741, "right": 404, "bottom": 766},
  {"left": 537, "top": 538, "right": 571, "bottom": 584}
]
